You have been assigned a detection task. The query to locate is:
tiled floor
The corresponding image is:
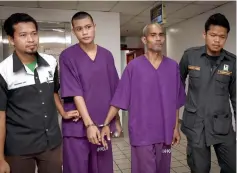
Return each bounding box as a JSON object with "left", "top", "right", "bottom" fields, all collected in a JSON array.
[{"left": 111, "top": 132, "right": 220, "bottom": 173}]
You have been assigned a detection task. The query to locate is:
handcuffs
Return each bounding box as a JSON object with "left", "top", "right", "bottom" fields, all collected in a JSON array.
[
  {"left": 85, "top": 123, "right": 110, "bottom": 129},
  {"left": 85, "top": 123, "right": 122, "bottom": 138}
]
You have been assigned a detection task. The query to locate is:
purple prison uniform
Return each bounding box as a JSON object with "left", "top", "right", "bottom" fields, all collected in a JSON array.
[
  {"left": 111, "top": 55, "right": 186, "bottom": 173},
  {"left": 63, "top": 132, "right": 113, "bottom": 173},
  {"left": 131, "top": 144, "right": 171, "bottom": 173},
  {"left": 59, "top": 44, "right": 119, "bottom": 173}
]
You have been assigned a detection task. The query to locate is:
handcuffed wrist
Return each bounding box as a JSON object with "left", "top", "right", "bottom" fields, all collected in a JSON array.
[{"left": 86, "top": 123, "right": 95, "bottom": 129}]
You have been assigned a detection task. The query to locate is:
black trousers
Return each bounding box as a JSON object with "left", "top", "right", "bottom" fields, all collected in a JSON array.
[{"left": 186, "top": 141, "right": 236, "bottom": 173}]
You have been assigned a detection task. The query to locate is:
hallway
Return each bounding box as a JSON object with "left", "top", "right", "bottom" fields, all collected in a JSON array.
[{"left": 112, "top": 132, "right": 220, "bottom": 173}]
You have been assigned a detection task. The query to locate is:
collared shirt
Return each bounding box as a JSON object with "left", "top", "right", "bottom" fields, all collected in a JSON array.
[
  {"left": 111, "top": 55, "right": 186, "bottom": 146},
  {"left": 0, "top": 52, "right": 62, "bottom": 156},
  {"left": 179, "top": 45, "right": 236, "bottom": 147}
]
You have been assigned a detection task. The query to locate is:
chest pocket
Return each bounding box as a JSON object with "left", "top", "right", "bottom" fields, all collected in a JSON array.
[
  {"left": 188, "top": 70, "right": 201, "bottom": 89},
  {"left": 215, "top": 74, "right": 230, "bottom": 96}
]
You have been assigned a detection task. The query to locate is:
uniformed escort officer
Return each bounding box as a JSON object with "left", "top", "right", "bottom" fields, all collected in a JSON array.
[
  {"left": 179, "top": 13, "right": 236, "bottom": 173},
  {"left": 0, "top": 13, "right": 79, "bottom": 173}
]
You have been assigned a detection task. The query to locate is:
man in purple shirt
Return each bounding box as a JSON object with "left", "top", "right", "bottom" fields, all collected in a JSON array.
[
  {"left": 59, "top": 11, "right": 122, "bottom": 173},
  {"left": 101, "top": 23, "right": 186, "bottom": 173}
]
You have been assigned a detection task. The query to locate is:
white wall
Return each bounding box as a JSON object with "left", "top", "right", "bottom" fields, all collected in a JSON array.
[
  {"left": 0, "top": 6, "right": 121, "bottom": 76},
  {"left": 166, "top": 2, "right": 236, "bottom": 62},
  {"left": 166, "top": 2, "right": 236, "bottom": 121}
]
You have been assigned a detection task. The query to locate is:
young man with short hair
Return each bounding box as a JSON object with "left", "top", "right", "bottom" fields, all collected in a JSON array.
[
  {"left": 59, "top": 11, "right": 122, "bottom": 173},
  {"left": 179, "top": 13, "right": 236, "bottom": 173}
]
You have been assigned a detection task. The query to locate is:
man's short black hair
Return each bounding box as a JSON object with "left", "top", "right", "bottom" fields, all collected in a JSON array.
[
  {"left": 205, "top": 13, "right": 230, "bottom": 33},
  {"left": 71, "top": 11, "right": 94, "bottom": 26},
  {"left": 4, "top": 13, "right": 38, "bottom": 38}
]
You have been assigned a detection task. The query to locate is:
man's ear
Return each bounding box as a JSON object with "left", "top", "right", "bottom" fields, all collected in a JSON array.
[
  {"left": 8, "top": 36, "right": 14, "bottom": 46},
  {"left": 203, "top": 31, "right": 206, "bottom": 40},
  {"left": 141, "top": 36, "right": 147, "bottom": 45},
  {"left": 72, "top": 27, "right": 77, "bottom": 37}
]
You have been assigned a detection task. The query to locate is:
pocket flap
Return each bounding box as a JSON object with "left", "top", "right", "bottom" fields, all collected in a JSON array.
[
  {"left": 216, "top": 75, "right": 230, "bottom": 83},
  {"left": 189, "top": 70, "right": 200, "bottom": 78},
  {"left": 185, "top": 106, "right": 197, "bottom": 113},
  {"left": 214, "top": 113, "right": 230, "bottom": 119}
]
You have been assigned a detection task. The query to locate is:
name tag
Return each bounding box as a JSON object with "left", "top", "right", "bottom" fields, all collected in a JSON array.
[
  {"left": 14, "top": 81, "right": 27, "bottom": 86},
  {"left": 188, "top": 65, "right": 200, "bottom": 71},
  {"left": 217, "top": 70, "right": 232, "bottom": 76}
]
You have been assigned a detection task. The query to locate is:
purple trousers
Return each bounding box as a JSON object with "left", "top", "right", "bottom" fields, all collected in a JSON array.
[
  {"left": 63, "top": 137, "right": 113, "bottom": 173},
  {"left": 131, "top": 143, "right": 172, "bottom": 173}
]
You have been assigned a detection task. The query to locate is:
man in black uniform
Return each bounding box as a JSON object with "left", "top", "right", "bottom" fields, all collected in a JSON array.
[{"left": 179, "top": 13, "right": 236, "bottom": 173}]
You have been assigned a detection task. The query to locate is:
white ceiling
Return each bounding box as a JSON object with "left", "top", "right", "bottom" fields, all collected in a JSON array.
[{"left": 0, "top": 1, "right": 230, "bottom": 36}]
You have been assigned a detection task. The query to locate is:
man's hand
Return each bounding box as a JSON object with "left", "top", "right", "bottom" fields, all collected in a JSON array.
[
  {"left": 87, "top": 125, "right": 101, "bottom": 145},
  {"left": 172, "top": 128, "right": 181, "bottom": 146},
  {"left": 0, "top": 160, "right": 10, "bottom": 173},
  {"left": 101, "top": 126, "right": 111, "bottom": 150},
  {"left": 114, "top": 119, "right": 123, "bottom": 137},
  {"left": 62, "top": 110, "right": 80, "bottom": 121}
]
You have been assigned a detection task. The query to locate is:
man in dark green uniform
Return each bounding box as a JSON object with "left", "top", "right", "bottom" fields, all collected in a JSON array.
[{"left": 179, "top": 13, "right": 236, "bottom": 173}]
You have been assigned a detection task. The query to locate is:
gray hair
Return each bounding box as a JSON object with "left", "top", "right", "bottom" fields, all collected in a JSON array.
[{"left": 142, "top": 22, "right": 163, "bottom": 37}]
